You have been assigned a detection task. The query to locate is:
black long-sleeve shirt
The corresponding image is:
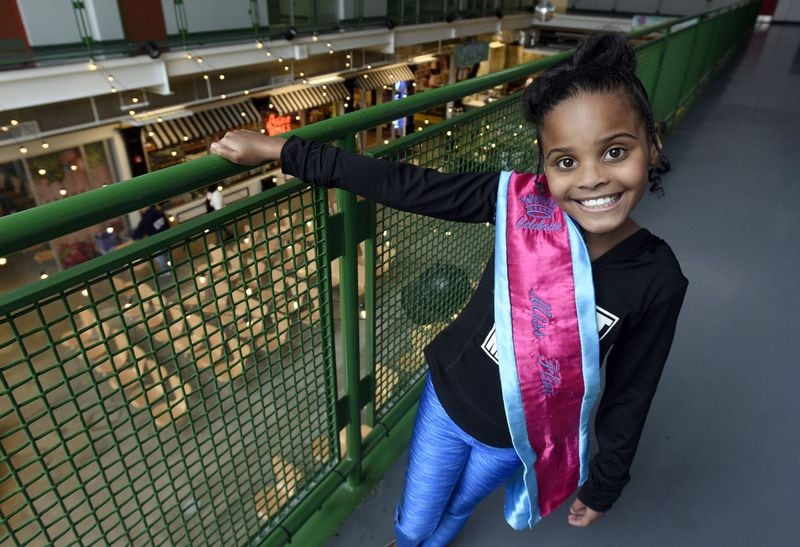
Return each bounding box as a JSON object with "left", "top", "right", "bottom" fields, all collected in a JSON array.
[{"left": 281, "top": 136, "right": 688, "bottom": 513}]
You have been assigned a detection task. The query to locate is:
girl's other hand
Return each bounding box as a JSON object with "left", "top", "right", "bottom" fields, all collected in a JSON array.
[
  {"left": 567, "top": 497, "right": 603, "bottom": 527},
  {"left": 209, "top": 129, "right": 286, "bottom": 166}
]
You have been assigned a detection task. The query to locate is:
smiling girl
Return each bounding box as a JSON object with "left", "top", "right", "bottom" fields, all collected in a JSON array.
[{"left": 211, "top": 33, "right": 687, "bottom": 546}]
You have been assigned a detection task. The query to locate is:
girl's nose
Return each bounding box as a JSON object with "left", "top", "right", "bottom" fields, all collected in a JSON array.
[{"left": 578, "top": 162, "right": 609, "bottom": 190}]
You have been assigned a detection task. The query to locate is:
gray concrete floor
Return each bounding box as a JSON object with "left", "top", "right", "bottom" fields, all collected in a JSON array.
[{"left": 328, "top": 24, "right": 800, "bottom": 547}]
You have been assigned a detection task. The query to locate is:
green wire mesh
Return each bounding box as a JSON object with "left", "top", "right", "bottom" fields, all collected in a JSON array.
[
  {"left": 0, "top": 187, "right": 339, "bottom": 545},
  {"left": 367, "top": 96, "right": 538, "bottom": 420}
]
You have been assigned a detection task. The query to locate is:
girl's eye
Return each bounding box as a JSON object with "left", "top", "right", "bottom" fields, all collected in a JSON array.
[
  {"left": 604, "top": 147, "right": 627, "bottom": 161},
  {"left": 556, "top": 157, "right": 575, "bottom": 169}
]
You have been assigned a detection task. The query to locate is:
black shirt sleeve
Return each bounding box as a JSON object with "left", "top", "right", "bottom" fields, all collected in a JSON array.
[
  {"left": 577, "top": 284, "right": 688, "bottom": 512},
  {"left": 280, "top": 135, "right": 499, "bottom": 223}
]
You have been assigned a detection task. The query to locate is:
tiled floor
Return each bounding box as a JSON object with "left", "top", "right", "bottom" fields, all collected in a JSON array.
[{"left": 328, "top": 23, "right": 800, "bottom": 547}]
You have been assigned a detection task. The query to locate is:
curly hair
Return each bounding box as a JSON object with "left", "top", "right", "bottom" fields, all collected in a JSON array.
[{"left": 521, "top": 32, "right": 670, "bottom": 196}]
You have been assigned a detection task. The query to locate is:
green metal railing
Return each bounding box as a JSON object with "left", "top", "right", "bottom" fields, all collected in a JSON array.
[{"left": 0, "top": 2, "right": 760, "bottom": 545}]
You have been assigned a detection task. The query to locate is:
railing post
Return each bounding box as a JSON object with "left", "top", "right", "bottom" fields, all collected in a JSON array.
[{"left": 336, "top": 133, "right": 364, "bottom": 486}]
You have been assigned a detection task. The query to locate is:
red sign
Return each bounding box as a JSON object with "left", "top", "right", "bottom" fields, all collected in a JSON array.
[{"left": 266, "top": 113, "right": 293, "bottom": 136}]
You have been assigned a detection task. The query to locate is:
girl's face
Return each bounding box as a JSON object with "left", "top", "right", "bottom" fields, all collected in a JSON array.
[{"left": 539, "top": 91, "right": 658, "bottom": 246}]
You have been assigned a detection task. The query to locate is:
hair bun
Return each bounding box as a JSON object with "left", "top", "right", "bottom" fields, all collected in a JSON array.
[{"left": 572, "top": 33, "right": 636, "bottom": 75}]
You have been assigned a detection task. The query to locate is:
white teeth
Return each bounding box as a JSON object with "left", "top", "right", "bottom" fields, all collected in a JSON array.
[{"left": 579, "top": 195, "right": 619, "bottom": 209}]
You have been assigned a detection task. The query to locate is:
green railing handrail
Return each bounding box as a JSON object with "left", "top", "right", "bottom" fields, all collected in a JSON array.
[{"left": 0, "top": 2, "right": 756, "bottom": 259}]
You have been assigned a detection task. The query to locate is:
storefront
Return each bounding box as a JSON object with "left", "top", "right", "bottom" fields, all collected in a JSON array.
[
  {"left": 263, "top": 79, "right": 349, "bottom": 133},
  {"left": 0, "top": 124, "right": 130, "bottom": 293},
  {"left": 131, "top": 98, "right": 269, "bottom": 222},
  {"left": 347, "top": 63, "right": 415, "bottom": 150}
]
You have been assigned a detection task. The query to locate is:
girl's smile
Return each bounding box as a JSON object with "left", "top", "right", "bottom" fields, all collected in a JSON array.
[{"left": 538, "top": 91, "right": 659, "bottom": 259}]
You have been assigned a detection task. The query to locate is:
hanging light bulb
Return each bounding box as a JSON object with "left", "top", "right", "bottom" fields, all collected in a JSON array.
[
  {"left": 106, "top": 226, "right": 114, "bottom": 234},
  {"left": 0, "top": 257, "right": 7, "bottom": 266},
  {"left": 40, "top": 272, "right": 49, "bottom": 279},
  {"left": 186, "top": 52, "right": 193, "bottom": 60},
  {"left": 110, "top": 86, "right": 117, "bottom": 93},
  {"left": 81, "top": 288, "right": 89, "bottom": 296},
  {"left": 87, "top": 59, "right": 98, "bottom": 71},
  {"left": 132, "top": 97, "right": 139, "bottom": 103},
  {"left": 10, "top": 119, "right": 19, "bottom": 126},
  {"left": 60, "top": 187, "right": 68, "bottom": 196},
  {"left": 19, "top": 146, "right": 28, "bottom": 154},
  {"left": 37, "top": 168, "right": 46, "bottom": 176},
  {"left": 70, "top": 164, "right": 78, "bottom": 171},
  {"left": 41, "top": 142, "right": 50, "bottom": 149},
  {"left": 256, "top": 39, "right": 264, "bottom": 49},
  {"left": 219, "top": 74, "right": 225, "bottom": 80}
]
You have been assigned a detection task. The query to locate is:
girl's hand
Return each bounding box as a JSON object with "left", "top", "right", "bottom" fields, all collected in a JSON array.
[
  {"left": 209, "top": 129, "right": 286, "bottom": 166},
  {"left": 567, "top": 498, "right": 603, "bottom": 527}
]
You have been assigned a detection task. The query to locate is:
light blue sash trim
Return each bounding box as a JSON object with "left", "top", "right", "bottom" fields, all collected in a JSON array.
[
  {"left": 565, "top": 215, "right": 602, "bottom": 485},
  {"left": 494, "top": 171, "right": 541, "bottom": 529}
]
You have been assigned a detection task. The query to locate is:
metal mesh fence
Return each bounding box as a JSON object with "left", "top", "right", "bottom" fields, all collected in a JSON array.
[
  {"left": 366, "top": 95, "right": 538, "bottom": 420},
  {"left": 0, "top": 186, "right": 339, "bottom": 545}
]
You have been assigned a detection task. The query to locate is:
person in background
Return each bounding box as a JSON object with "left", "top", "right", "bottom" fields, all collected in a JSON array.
[
  {"left": 206, "top": 184, "right": 224, "bottom": 213},
  {"left": 205, "top": 184, "right": 233, "bottom": 241},
  {"left": 132, "top": 203, "right": 170, "bottom": 272}
]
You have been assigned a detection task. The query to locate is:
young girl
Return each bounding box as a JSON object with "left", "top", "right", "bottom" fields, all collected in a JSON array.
[{"left": 211, "top": 33, "right": 687, "bottom": 545}]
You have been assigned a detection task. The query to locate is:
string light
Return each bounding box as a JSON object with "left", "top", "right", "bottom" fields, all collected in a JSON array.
[
  {"left": 40, "top": 272, "right": 49, "bottom": 279},
  {"left": 37, "top": 168, "right": 46, "bottom": 176},
  {"left": 220, "top": 93, "right": 227, "bottom": 99},
  {"left": 10, "top": 119, "right": 19, "bottom": 126},
  {"left": 219, "top": 74, "right": 225, "bottom": 80},
  {"left": 106, "top": 226, "right": 114, "bottom": 234},
  {"left": 186, "top": 52, "right": 193, "bottom": 60},
  {"left": 19, "top": 146, "right": 28, "bottom": 154},
  {"left": 81, "top": 289, "right": 89, "bottom": 296},
  {"left": 87, "top": 60, "right": 98, "bottom": 71},
  {"left": 256, "top": 39, "right": 264, "bottom": 49},
  {"left": 0, "top": 258, "right": 6, "bottom": 266},
  {"left": 196, "top": 57, "right": 204, "bottom": 64},
  {"left": 203, "top": 74, "right": 209, "bottom": 80}
]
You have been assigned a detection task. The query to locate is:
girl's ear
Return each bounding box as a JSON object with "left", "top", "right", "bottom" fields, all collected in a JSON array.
[{"left": 649, "top": 134, "right": 663, "bottom": 165}]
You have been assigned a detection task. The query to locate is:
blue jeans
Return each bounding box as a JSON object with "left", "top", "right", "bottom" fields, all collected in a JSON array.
[{"left": 395, "top": 373, "right": 520, "bottom": 546}]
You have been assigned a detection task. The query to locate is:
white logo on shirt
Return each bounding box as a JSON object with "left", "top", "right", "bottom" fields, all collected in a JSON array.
[
  {"left": 595, "top": 306, "right": 620, "bottom": 341},
  {"left": 481, "top": 325, "right": 500, "bottom": 365},
  {"left": 481, "top": 305, "right": 620, "bottom": 364}
]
